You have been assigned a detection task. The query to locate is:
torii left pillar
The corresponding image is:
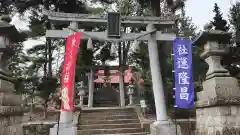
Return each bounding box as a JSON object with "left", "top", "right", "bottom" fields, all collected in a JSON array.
[
  {"left": 147, "top": 24, "right": 180, "bottom": 135},
  {"left": 50, "top": 21, "right": 78, "bottom": 135}
]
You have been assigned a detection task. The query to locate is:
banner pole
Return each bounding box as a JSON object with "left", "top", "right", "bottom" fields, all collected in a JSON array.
[
  {"left": 56, "top": 98, "right": 61, "bottom": 135},
  {"left": 172, "top": 41, "right": 178, "bottom": 135}
]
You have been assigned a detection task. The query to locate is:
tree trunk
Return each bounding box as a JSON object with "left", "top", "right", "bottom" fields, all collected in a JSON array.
[
  {"left": 47, "top": 38, "right": 53, "bottom": 77},
  {"left": 30, "top": 88, "right": 35, "bottom": 121},
  {"left": 44, "top": 42, "right": 48, "bottom": 76},
  {"left": 43, "top": 101, "right": 48, "bottom": 119},
  {"left": 151, "top": 0, "right": 161, "bottom": 16}
]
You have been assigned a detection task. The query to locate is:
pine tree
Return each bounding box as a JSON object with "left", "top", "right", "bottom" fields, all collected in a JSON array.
[
  {"left": 229, "top": 2, "right": 240, "bottom": 38},
  {"left": 9, "top": 1, "right": 91, "bottom": 115},
  {"left": 223, "top": 2, "right": 240, "bottom": 78},
  {"left": 211, "top": 3, "right": 229, "bottom": 31}
]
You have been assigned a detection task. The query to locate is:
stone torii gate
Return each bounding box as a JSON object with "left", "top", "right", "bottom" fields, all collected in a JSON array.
[{"left": 43, "top": 9, "right": 176, "bottom": 135}]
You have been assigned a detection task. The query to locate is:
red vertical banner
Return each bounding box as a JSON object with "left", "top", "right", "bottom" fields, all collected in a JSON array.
[{"left": 61, "top": 32, "right": 82, "bottom": 112}]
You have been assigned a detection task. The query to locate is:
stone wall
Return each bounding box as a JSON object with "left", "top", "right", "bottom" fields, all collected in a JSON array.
[
  {"left": 22, "top": 111, "right": 59, "bottom": 135},
  {"left": 22, "top": 111, "right": 80, "bottom": 135},
  {"left": 0, "top": 116, "right": 22, "bottom": 135},
  {"left": 23, "top": 111, "right": 59, "bottom": 122},
  {"left": 196, "top": 106, "right": 240, "bottom": 135},
  {"left": 23, "top": 123, "right": 55, "bottom": 135},
  {"left": 0, "top": 106, "right": 23, "bottom": 135}
]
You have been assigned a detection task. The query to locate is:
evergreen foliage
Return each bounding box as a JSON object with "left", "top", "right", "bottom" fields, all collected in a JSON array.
[
  {"left": 211, "top": 3, "right": 229, "bottom": 31},
  {"left": 3, "top": 0, "right": 240, "bottom": 119},
  {"left": 224, "top": 2, "right": 240, "bottom": 78}
]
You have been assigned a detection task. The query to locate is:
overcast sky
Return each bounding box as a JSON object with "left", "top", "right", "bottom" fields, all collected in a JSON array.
[
  {"left": 10, "top": 0, "right": 237, "bottom": 50},
  {"left": 9, "top": 0, "right": 237, "bottom": 67},
  {"left": 185, "top": 0, "right": 235, "bottom": 30},
  {"left": 12, "top": 0, "right": 236, "bottom": 31}
]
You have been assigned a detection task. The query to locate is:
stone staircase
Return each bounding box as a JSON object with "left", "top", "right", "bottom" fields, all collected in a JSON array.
[
  {"left": 78, "top": 107, "right": 149, "bottom": 135},
  {"left": 93, "top": 88, "right": 119, "bottom": 107},
  {"left": 94, "top": 99, "right": 119, "bottom": 107}
]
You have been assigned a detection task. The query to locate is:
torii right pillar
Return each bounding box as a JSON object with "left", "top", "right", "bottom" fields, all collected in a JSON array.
[{"left": 194, "top": 29, "right": 240, "bottom": 135}]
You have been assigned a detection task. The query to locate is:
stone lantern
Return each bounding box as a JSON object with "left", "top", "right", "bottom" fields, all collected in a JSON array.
[
  {"left": 193, "top": 29, "right": 240, "bottom": 135},
  {"left": 77, "top": 81, "right": 86, "bottom": 107},
  {"left": 0, "top": 19, "right": 24, "bottom": 135},
  {"left": 127, "top": 83, "right": 134, "bottom": 105}
]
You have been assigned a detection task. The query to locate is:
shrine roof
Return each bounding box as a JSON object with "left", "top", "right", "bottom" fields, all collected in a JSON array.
[{"left": 94, "top": 69, "right": 133, "bottom": 84}]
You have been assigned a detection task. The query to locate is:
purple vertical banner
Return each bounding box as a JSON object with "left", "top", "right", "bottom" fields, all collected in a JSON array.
[{"left": 173, "top": 38, "right": 194, "bottom": 109}]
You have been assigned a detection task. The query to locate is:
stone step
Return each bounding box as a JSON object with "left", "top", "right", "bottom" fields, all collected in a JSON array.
[
  {"left": 82, "top": 108, "right": 135, "bottom": 113},
  {"left": 82, "top": 111, "right": 136, "bottom": 115},
  {"left": 80, "top": 119, "right": 140, "bottom": 125},
  {"left": 94, "top": 104, "right": 119, "bottom": 107},
  {"left": 81, "top": 107, "right": 134, "bottom": 111},
  {"left": 81, "top": 114, "right": 138, "bottom": 120},
  {"left": 94, "top": 100, "right": 117, "bottom": 103},
  {"left": 81, "top": 110, "right": 136, "bottom": 116},
  {"left": 94, "top": 102, "right": 117, "bottom": 104},
  {"left": 92, "top": 133, "right": 149, "bottom": 135},
  {"left": 81, "top": 113, "right": 136, "bottom": 117},
  {"left": 78, "top": 128, "right": 144, "bottom": 135},
  {"left": 96, "top": 105, "right": 118, "bottom": 107},
  {"left": 78, "top": 123, "right": 141, "bottom": 130},
  {"left": 94, "top": 101, "right": 117, "bottom": 103}
]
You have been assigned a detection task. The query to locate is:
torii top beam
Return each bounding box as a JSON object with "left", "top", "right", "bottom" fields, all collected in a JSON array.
[
  {"left": 46, "top": 28, "right": 176, "bottom": 41},
  {"left": 43, "top": 10, "right": 176, "bottom": 29}
]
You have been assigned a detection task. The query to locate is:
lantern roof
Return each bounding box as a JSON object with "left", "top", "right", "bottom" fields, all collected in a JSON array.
[
  {"left": 0, "top": 20, "right": 23, "bottom": 42},
  {"left": 192, "top": 29, "right": 231, "bottom": 47}
]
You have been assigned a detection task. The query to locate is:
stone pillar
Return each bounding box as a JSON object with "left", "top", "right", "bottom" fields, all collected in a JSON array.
[
  {"left": 0, "top": 40, "right": 23, "bottom": 134},
  {"left": 88, "top": 70, "right": 94, "bottom": 108},
  {"left": 119, "top": 67, "right": 125, "bottom": 107},
  {"left": 50, "top": 21, "right": 78, "bottom": 135},
  {"left": 193, "top": 30, "right": 240, "bottom": 135},
  {"left": 147, "top": 24, "right": 181, "bottom": 135}
]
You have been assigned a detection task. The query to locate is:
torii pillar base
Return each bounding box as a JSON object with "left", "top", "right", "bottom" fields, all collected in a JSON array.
[
  {"left": 49, "top": 111, "right": 77, "bottom": 135},
  {"left": 150, "top": 121, "right": 181, "bottom": 135},
  {"left": 50, "top": 126, "right": 77, "bottom": 135}
]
